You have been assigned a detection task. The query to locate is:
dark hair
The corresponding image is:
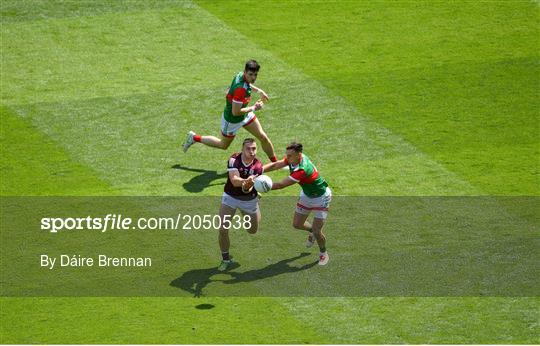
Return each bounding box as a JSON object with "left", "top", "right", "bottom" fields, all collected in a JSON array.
[
  {"left": 245, "top": 59, "right": 260, "bottom": 72},
  {"left": 286, "top": 142, "right": 303, "bottom": 152},
  {"left": 242, "top": 138, "right": 256, "bottom": 147}
]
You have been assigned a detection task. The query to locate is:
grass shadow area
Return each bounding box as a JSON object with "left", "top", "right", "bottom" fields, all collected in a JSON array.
[
  {"left": 170, "top": 253, "right": 316, "bottom": 297},
  {"left": 171, "top": 164, "right": 227, "bottom": 193}
]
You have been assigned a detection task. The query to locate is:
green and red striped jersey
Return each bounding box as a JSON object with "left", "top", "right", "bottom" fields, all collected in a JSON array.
[
  {"left": 285, "top": 153, "right": 329, "bottom": 197},
  {"left": 223, "top": 72, "right": 252, "bottom": 124}
]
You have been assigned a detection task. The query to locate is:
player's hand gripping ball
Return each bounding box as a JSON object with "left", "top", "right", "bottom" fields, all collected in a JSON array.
[
  {"left": 254, "top": 175, "right": 273, "bottom": 193},
  {"left": 242, "top": 176, "right": 255, "bottom": 193}
]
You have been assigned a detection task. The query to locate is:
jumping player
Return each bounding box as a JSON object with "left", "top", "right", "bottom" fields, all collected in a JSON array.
[
  {"left": 263, "top": 142, "right": 331, "bottom": 265},
  {"left": 183, "top": 60, "right": 278, "bottom": 162},
  {"left": 218, "top": 138, "right": 263, "bottom": 271}
]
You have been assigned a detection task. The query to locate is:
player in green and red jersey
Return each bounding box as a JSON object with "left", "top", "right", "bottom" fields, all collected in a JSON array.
[
  {"left": 183, "top": 60, "right": 278, "bottom": 162},
  {"left": 263, "top": 142, "right": 332, "bottom": 265}
]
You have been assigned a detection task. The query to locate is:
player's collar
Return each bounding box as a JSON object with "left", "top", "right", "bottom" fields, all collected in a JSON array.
[{"left": 241, "top": 154, "right": 254, "bottom": 167}]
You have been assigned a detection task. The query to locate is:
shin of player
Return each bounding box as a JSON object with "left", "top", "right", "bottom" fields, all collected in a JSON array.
[
  {"left": 217, "top": 138, "right": 263, "bottom": 271},
  {"left": 183, "top": 60, "right": 278, "bottom": 162},
  {"left": 263, "top": 142, "right": 331, "bottom": 266}
]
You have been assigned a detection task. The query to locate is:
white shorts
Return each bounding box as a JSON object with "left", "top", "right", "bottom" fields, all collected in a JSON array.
[
  {"left": 296, "top": 187, "right": 332, "bottom": 219},
  {"left": 221, "top": 112, "right": 256, "bottom": 137},
  {"left": 222, "top": 192, "right": 259, "bottom": 215}
]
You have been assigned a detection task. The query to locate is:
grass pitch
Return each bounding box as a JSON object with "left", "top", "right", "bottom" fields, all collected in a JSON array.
[{"left": 1, "top": 0, "right": 538, "bottom": 343}]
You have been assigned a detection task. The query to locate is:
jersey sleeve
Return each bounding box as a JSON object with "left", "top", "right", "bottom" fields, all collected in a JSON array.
[
  {"left": 289, "top": 169, "right": 307, "bottom": 182},
  {"left": 227, "top": 156, "right": 239, "bottom": 171},
  {"left": 232, "top": 87, "right": 247, "bottom": 104}
]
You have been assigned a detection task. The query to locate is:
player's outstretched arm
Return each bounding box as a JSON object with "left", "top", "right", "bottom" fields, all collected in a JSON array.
[
  {"left": 263, "top": 159, "right": 287, "bottom": 173},
  {"left": 271, "top": 177, "right": 296, "bottom": 190},
  {"left": 232, "top": 99, "right": 263, "bottom": 116},
  {"left": 228, "top": 170, "right": 251, "bottom": 187},
  {"left": 250, "top": 84, "right": 269, "bottom": 101}
]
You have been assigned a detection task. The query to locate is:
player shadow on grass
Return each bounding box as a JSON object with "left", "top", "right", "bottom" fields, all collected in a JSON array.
[
  {"left": 170, "top": 252, "right": 316, "bottom": 297},
  {"left": 171, "top": 164, "right": 227, "bottom": 193},
  {"left": 221, "top": 252, "right": 317, "bottom": 285}
]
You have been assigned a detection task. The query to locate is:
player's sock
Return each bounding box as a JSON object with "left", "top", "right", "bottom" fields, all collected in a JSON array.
[
  {"left": 319, "top": 246, "right": 326, "bottom": 254},
  {"left": 194, "top": 134, "right": 202, "bottom": 142},
  {"left": 306, "top": 231, "right": 315, "bottom": 248},
  {"left": 269, "top": 155, "right": 277, "bottom": 162},
  {"left": 222, "top": 251, "right": 230, "bottom": 261}
]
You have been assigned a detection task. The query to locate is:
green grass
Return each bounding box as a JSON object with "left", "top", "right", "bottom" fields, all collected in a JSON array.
[
  {"left": 199, "top": 0, "right": 540, "bottom": 195},
  {"left": 1, "top": 297, "right": 537, "bottom": 344},
  {"left": 1, "top": 0, "right": 538, "bottom": 344},
  {"left": 0, "top": 106, "right": 113, "bottom": 195},
  {"left": 1, "top": 0, "right": 480, "bottom": 196}
]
